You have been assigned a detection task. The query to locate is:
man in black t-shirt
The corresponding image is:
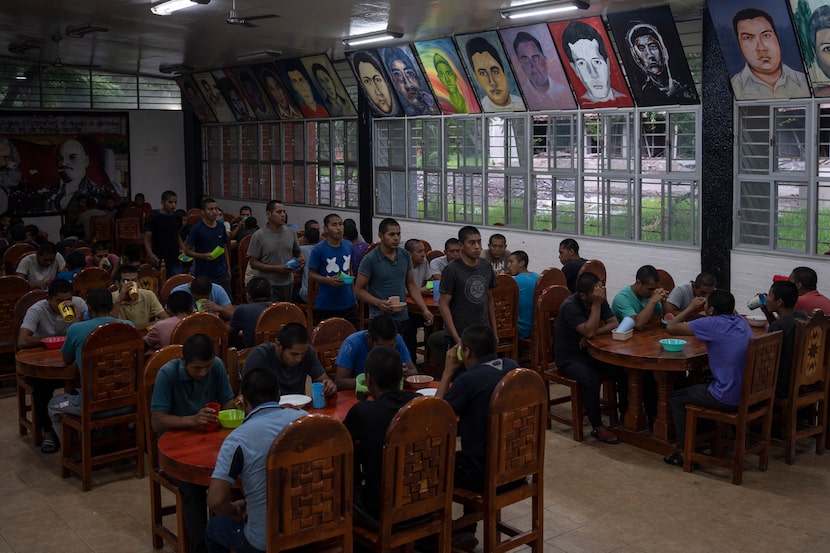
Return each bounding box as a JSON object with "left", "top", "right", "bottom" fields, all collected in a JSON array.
[{"left": 144, "top": 190, "right": 184, "bottom": 275}]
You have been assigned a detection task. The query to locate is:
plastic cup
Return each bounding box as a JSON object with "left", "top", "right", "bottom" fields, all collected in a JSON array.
[
  {"left": 205, "top": 402, "right": 220, "bottom": 431},
  {"left": 311, "top": 382, "right": 325, "bottom": 409},
  {"left": 59, "top": 301, "right": 76, "bottom": 322},
  {"left": 747, "top": 293, "right": 767, "bottom": 310},
  {"left": 433, "top": 282, "right": 440, "bottom": 303},
  {"left": 285, "top": 258, "right": 300, "bottom": 270},
  {"left": 195, "top": 298, "right": 207, "bottom": 312},
  {"left": 209, "top": 246, "right": 225, "bottom": 259}
]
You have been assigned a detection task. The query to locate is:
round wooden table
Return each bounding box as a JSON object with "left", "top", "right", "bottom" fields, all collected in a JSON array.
[{"left": 15, "top": 347, "right": 77, "bottom": 380}]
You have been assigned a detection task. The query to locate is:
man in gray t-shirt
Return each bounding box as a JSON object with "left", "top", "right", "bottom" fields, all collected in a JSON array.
[
  {"left": 246, "top": 200, "right": 303, "bottom": 301},
  {"left": 666, "top": 272, "right": 716, "bottom": 319}
]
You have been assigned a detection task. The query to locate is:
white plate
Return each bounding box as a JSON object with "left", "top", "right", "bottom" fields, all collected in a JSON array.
[
  {"left": 417, "top": 388, "right": 437, "bottom": 396},
  {"left": 280, "top": 394, "right": 312, "bottom": 408}
]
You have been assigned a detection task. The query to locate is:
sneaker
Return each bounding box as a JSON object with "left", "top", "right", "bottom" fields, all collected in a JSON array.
[
  {"left": 451, "top": 532, "right": 479, "bottom": 551},
  {"left": 591, "top": 427, "right": 620, "bottom": 444}
]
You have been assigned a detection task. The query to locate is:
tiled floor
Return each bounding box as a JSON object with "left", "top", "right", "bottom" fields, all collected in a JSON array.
[{"left": 1, "top": 385, "right": 828, "bottom": 553}]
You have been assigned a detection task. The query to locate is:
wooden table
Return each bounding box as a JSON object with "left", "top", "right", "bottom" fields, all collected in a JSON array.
[
  {"left": 16, "top": 347, "right": 76, "bottom": 380},
  {"left": 586, "top": 325, "right": 766, "bottom": 454}
]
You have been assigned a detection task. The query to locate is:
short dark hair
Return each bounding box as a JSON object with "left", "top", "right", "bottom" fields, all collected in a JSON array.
[
  {"left": 201, "top": 197, "right": 217, "bottom": 210},
  {"left": 322, "top": 214, "right": 339, "bottom": 227},
  {"left": 559, "top": 238, "right": 580, "bottom": 254},
  {"left": 706, "top": 289, "right": 735, "bottom": 315},
  {"left": 265, "top": 200, "right": 283, "bottom": 213},
  {"left": 368, "top": 315, "right": 398, "bottom": 342},
  {"left": 48, "top": 278, "right": 73, "bottom": 297},
  {"left": 241, "top": 366, "right": 280, "bottom": 406},
  {"left": 344, "top": 225, "right": 358, "bottom": 241},
  {"left": 306, "top": 218, "right": 321, "bottom": 231},
  {"left": 458, "top": 225, "right": 480, "bottom": 243},
  {"left": 810, "top": 5, "right": 830, "bottom": 51},
  {"left": 277, "top": 322, "right": 309, "bottom": 350},
  {"left": 91, "top": 241, "right": 109, "bottom": 254},
  {"left": 87, "top": 288, "right": 113, "bottom": 314},
  {"left": 183, "top": 333, "right": 215, "bottom": 364},
  {"left": 513, "top": 31, "right": 542, "bottom": 56},
  {"left": 161, "top": 190, "right": 177, "bottom": 202},
  {"left": 305, "top": 226, "right": 320, "bottom": 244},
  {"left": 635, "top": 264, "right": 659, "bottom": 284},
  {"left": 404, "top": 238, "right": 423, "bottom": 253},
  {"left": 562, "top": 20, "right": 607, "bottom": 63},
  {"left": 378, "top": 217, "right": 399, "bottom": 235},
  {"left": 123, "top": 243, "right": 142, "bottom": 262},
  {"left": 239, "top": 205, "right": 252, "bottom": 214},
  {"left": 190, "top": 276, "right": 213, "bottom": 297},
  {"left": 37, "top": 241, "right": 57, "bottom": 255},
  {"left": 465, "top": 37, "right": 504, "bottom": 72},
  {"left": 66, "top": 250, "right": 86, "bottom": 270},
  {"left": 114, "top": 265, "right": 139, "bottom": 283},
  {"left": 771, "top": 281, "right": 799, "bottom": 308},
  {"left": 244, "top": 216, "right": 258, "bottom": 229},
  {"left": 791, "top": 266, "right": 818, "bottom": 291},
  {"left": 489, "top": 233, "right": 506, "bottom": 245},
  {"left": 510, "top": 250, "right": 529, "bottom": 267},
  {"left": 694, "top": 273, "right": 717, "bottom": 288},
  {"left": 732, "top": 8, "right": 776, "bottom": 40},
  {"left": 444, "top": 237, "right": 461, "bottom": 250},
  {"left": 365, "top": 346, "right": 403, "bottom": 392},
  {"left": 461, "top": 324, "right": 496, "bottom": 359},
  {"left": 576, "top": 272, "right": 600, "bottom": 295},
  {"left": 246, "top": 276, "right": 272, "bottom": 302},
  {"left": 166, "top": 290, "right": 193, "bottom": 315}
]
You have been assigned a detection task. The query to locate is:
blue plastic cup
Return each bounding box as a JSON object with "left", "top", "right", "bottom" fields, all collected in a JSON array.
[
  {"left": 311, "top": 382, "right": 325, "bottom": 409},
  {"left": 433, "top": 282, "right": 440, "bottom": 302}
]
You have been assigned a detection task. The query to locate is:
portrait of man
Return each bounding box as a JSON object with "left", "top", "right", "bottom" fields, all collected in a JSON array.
[
  {"left": 707, "top": 1, "right": 810, "bottom": 100},
  {"left": 790, "top": 0, "right": 830, "bottom": 97},
  {"left": 456, "top": 32, "right": 526, "bottom": 112},
  {"left": 499, "top": 24, "right": 576, "bottom": 111},
  {"left": 607, "top": 6, "right": 699, "bottom": 106},
  {"left": 212, "top": 70, "right": 255, "bottom": 122},
  {"left": 0, "top": 137, "right": 21, "bottom": 191},
  {"left": 550, "top": 17, "right": 634, "bottom": 109},
  {"left": 55, "top": 138, "right": 114, "bottom": 217},
  {"left": 301, "top": 54, "right": 357, "bottom": 117},
  {"left": 280, "top": 60, "right": 329, "bottom": 119},
  {"left": 193, "top": 72, "right": 236, "bottom": 123},
  {"left": 233, "top": 68, "right": 277, "bottom": 120},
  {"left": 176, "top": 76, "right": 217, "bottom": 123},
  {"left": 254, "top": 64, "right": 302, "bottom": 120},
  {"left": 378, "top": 45, "right": 440, "bottom": 116},
  {"left": 413, "top": 38, "right": 481, "bottom": 115},
  {"left": 347, "top": 50, "right": 401, "bottom": 117}
]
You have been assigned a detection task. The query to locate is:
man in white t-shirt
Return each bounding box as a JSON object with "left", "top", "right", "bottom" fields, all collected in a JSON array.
[{"left": 16, "top": 241, "right": 65, "bottom": 289}]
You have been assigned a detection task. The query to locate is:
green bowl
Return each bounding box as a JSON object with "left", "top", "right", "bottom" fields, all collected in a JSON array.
[
  {"left": 218, "top": 409, "right": 244, "bottom": 429},
  {"left": 659, "top": 339, "right": 686, "bottom": 352},
  {"left": 339, "top": 274, "right": 355, "bottom": 284}
]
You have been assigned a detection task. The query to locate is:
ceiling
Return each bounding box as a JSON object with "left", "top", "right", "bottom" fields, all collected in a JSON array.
[{"left": 0, "top": 0, "right": 703, "bottom": 78}]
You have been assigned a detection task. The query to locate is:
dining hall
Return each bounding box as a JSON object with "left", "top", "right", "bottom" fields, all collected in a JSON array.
[{"left": 0, "top": 0, "right": 829, "bottom": 552}]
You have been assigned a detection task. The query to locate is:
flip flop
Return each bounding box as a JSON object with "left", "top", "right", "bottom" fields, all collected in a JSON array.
[
  {"left": 40, "top": 437, "right": 59, "bottom": 454},
  {"left": 663, "top": 452, "right": 683, "bottom": 466}
]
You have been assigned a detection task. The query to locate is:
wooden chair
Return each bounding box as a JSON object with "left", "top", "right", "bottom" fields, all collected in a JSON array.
[
  {"left": 89, "top": 215, "right": 113, "bottom": 245},
  {"left": 2, "top": 243, "right": 35, "bottom": 276},
  {"left": 266, "top": 414, "right": 353, "bottom": 553},
  {"left": 224, "top": 346, "right": 248, "bottom": 395},
  {"left": 235, "top": 233, "right": 252, "bottom": 305},
  {"left": 12, "top": 250, "right": 36, "bottom": 275},
  {"left": 577, "top": 259, "right": 606, "bottom": 285},
  {"left": 519, "top": 268, "right": 568, "bottom": 360},
  {"left": 121, "top": 206, "right": 145, "bottom": 222},
  {"left": 254, "top": 302, "right": 306, "bottom": 345},
  {"left": 353, "top": 396, "right": 457, "bottom": 553},
  {"left": 171, "top": 313, "right": 229, "bottom": 364},
  {"left": 61, "top": 322, "right": 146, "bottom": 491},
  {"left": 69, "top": 246, "right": 92, "bottom": 258},
  {"left": 310, "top": 318, "right": 356, "bottom": 379},
  {"left": 772, "top": 312, "right": 830, "bottom": 464},
  {"left": 159, "top": 274, "right": 194, "bottom": 305},
  {"left": 71, "top": 267, "right": 112, "bottom": 300},
  {"left": 139, "top": 262, "right": 167, "bottom": 297},
  {"left": 304, "top": 278, "right": 318, "bottom": 332},
  {"left": 536, "top": 285, "right": 617, "bottom": 440},
  {"left": 452, "top": 368, "right": 546, "bottom": 553},
  {"left": 0, "top": 275, "right": 32, "bottom": 381},
  {"left": 420, "top": 239, "right": 432, "bottom": 253},
  {"left": 492, "top": 274, "right": 519, "bottom": 361},
  {"left": 657, "top": 269, "right": 675, "bottom": 292},
  {"left": 683, "top": 331, "right": 783, "bottom": 485},
  {"left": 14, "top": 289, "right": 48, "bottom": 442},
  {"left": 142, "top": 345, "right": 188, "bottom": 553},
  {"left": 115, "top": 217, "right": 144, "bottom": 253},
  {"left": 426, "top": 250, "right": 443, "bottom": 263}
]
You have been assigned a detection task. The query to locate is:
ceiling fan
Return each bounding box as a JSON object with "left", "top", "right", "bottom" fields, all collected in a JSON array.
[{"left": 226, "top": 0, "right": 278, "bottom": 27}]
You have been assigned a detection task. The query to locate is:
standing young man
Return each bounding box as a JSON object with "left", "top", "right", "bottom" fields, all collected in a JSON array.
[
  {"left": 185, "top": 198, "right": 232, "bottom": 298},
  {"left": 246, "top": 200, "right": 303, "bottom": 302},
  {"left": 144, "top": 190, "right": 185, "bottom": 275},
  {"left": 307, "top": 213, "right": 359, "bottom": 329}
]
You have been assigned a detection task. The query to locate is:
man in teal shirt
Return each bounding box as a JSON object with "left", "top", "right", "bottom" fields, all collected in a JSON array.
[{"left": 611, "top": 264, "right": 669, "bottom": 330}]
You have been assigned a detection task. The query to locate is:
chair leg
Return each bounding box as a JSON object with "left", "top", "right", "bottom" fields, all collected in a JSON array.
[
  {"left": 732, "top": 421, "right": 746, "bottom": 486},
  {"left": 682, "top": 409, "right": 697, "bottom": 473},
  {"left": 760, "top": 410, "right": 773, "bottom": 473},
  {"left": 571, "top": 383, "right": 583, "bottom": 442}
]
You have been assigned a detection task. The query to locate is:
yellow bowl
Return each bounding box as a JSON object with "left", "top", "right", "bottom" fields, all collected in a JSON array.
[{"left": 218, "top": 409, "right": 244, "bottom": 429}]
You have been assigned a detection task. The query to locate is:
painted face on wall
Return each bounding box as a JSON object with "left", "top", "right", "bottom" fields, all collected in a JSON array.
[
  {"left": 288, "top": 70, "right": 315, "bottom": 105},
  {"left": 632, "top": 34, "right": 666, "bottom": 77},
  {"left": 471, "top": 50, "right": 510, "bottom": 106},
  {"left": 435, "top": 59, "right": 459, "bottom": 94},
  {"left": 389, "top": 57, "right": 424, "bottom": 107},
  {"left": 358, "top": 61, "right": 393, "bottom": 114},
  {"left": 815, "top": 28, "right": 830, "bottom": 78},
  {"left": 516, "top": 40, "right": 549, "bottom": 89},
  {"left": 568, "top": 38, "right": 611, "bottom": 101},
  {"left": 314, "top": 67, "right": 337, "bottom": 99},
  {"left": 736, "top": 17, "right": 782, "bottom": 80}
]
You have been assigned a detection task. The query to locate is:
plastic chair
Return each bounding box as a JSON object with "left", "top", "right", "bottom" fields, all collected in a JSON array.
[
  {"left": 71, "top": 267, "right": 112, "bottom": 300},
  {"left": 171, "top": 313, "right": 229, "bottom": 364},
  {"left": 254, "top": 302, "right": 305, "bottom": 345},
  {"left": 310, "top": 318, "right": 356, "bottom": 379},
  {"left": 492, "top": 274, "right": 519, "bottom": 360},
  {"left": 353, "top": 396, "right": 457, "bottom": 552}
]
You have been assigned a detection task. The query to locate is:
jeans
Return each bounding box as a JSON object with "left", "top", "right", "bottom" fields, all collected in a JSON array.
[
  {"left": 205, "top": 516, "right": 263, "bottom": 553},
  {"left": 557, "top": 355, "right": 627, "bottom": 428}
]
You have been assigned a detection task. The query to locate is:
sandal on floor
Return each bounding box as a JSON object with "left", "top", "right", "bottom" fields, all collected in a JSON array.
[
  {"left": 663, "top": 452, "right": 683, "bottom": 466},
  {"left": 40, "top": 437, "right": 59, "bottom": 454}
]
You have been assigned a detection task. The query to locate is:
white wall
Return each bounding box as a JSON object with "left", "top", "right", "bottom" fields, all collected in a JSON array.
[
  {"left": 217, "top": 199, "right": 359, "bottom": 232},
  {"left": 731, "top": 250, "right": 830, "bottom": 314}
]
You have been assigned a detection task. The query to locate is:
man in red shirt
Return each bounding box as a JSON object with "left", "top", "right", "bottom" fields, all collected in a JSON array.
[{"left": 789, "top": 266, "right": 830, "bottom": 313}]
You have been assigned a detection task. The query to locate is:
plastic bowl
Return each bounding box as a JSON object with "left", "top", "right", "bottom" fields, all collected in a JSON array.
[
  {"left": 42, "top": 336, "right": 67, "bottom": 350},
  {"left": 339, "top": 275, "right": 355, "bottom": 284},
  {"left": 279, "top": 394, "right": 312, "bottom": 409},
  {"left": 405, "top": 374, "right": 434, "bottom": 390},
  {"left": 218, "top": 409, "right": 244, "bottom": 429},
  {"left": 746, "top": 315, "right": 767, "bottom": 328},
  {"left": 659, "top": 338, "right": 686, "bottom": 352}
]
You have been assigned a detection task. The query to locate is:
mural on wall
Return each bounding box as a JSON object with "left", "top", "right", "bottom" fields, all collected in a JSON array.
[
  {"left": 606, "top": 6, "right": 700, "bottom": 106},
  {"left": 707, "top": 0, "right": 810, "bottom": 100},
  {"left": 252, "top": 63, "right": 303, "bottom": 120},
  {"left": 413, "top": 38, "right": 481, "bottom": 114},
  {"left": 277, "top": 59, "right": 330, "bottom": 118},
  {"left": 212, "top": 69, "right": 256, "bottom": 121},
  {"left": 300, "top": 54, "right": 357, "bottom": 117},
  {"left": 790, "top": 0, "right": 830, "bottom": 96},
  {"left": 347, "top": 49, "right": 402, "bottom": 117},
  {"left": 377, "top": 45, "right": 441, "bottom": 116},
  {"left": 229, "top": 66, "right": 278, "bottom": 120},
  {"left": 498, "top": 23, "right": 577, "bottom": 111},
  {"left": 193, "top": 72, "right": 237, "bottom": 123},
  {"left": 549, "top": 17, "right": 634, "bottom": 109},
  {"left": 0, "top": 113, "right": 129, "bottom": 217},
  {"left": 455, "top": 31, "right": 526, "bottom": 112},
  {"left": 176, "top": 76, "right": 217, "bottom": 123}
]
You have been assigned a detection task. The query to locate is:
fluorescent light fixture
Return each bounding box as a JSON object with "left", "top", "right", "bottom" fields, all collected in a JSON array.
[
  {"left": 151, "top": 0, "right": 209, "bottom": 16},
  {"left": 341, "top": 29, "right": 403, "bottom": 47},
  {"left": 159, "top": 63, "right": 196, "bottom": 74},
  {"left": 237, "top": 49, "right": 282, "bottom": 61},
  {"left": 500, "top": 0, "right": 590, "bottom": 20},
  {"left": 15, "top": 75, "right": 27, "bottom": 81}
]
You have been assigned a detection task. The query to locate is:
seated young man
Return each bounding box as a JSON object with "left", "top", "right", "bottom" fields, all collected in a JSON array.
[
  {"left": 228, "top": 277, "right": 273, "bottom": 348},
  {"left": 205, "top": 367, "right": 306, "bottom": 553},
  {"left": 86, "top": 241, "right": 120, "bottom": 274},
  {"left": 344, "top": 346, "right": 419, "bottom": 527},
  {"left": 244, "top": 322, "right": 336, "bottom": 398},
  {"left": 172, "top": 275, "right": 235, "bottom": 321},
  {"left": 151, "top": 333, "right": 237, "bottom": 553},
  {"left": 664, "top": 289, "right": 752, "bottom": 466},
  {"left": 144, "top": 290, "right": 194, "bottom": 351},
  {"left": 762, "top": 281, "right": 807, "bottom": 398},
  {"left": 55, "top": 250, "right": 86, "bottom": 281},
  {"left": 16, "top": 241, "right": 66, "bottom": 289},
  {"left": 111, "top": 265, "right": 167, "bottom": 328},
  {"left": 335, "top": 314, "right": 417, "bottom": 390}
]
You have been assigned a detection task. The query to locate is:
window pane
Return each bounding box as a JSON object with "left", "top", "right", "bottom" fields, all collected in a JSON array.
[
  {"left": 817, "top": 180, "right": 830, "bottom": 253},
  {"left": 739, "top": 105, "right": 770, "bottom": 174},
  {"left": 640, "top": 179, "right": 697, "bottom": 244},
  {"left": 739, "top": 180, "right": 771, "bottom": 247},
  {"left": 446, "top": 172, "right": 483, "bottom": 224},
  {"left": 668, "top": 112, "right": 697, "bottom": 172},
  {"left": 775, "top": 181, "right": 807, "bottom": 251},
  {"left": 773, "top": 107, "right": 806, "bottom": 173},
  {"left": 531, "top": 175, "right": 577, "bottom": 233},
  {"left": 582, "top": 176, "right": 632, "bottom": 238}
]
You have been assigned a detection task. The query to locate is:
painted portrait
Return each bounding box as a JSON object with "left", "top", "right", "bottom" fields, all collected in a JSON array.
[
  {"left": 300, "top": 54, "right": 357, "bottom": 117},
  {"left": 277, "top": 59, "right": 330, "bottom": 119},
  {"left": 791, "top": 0, "right": 830, "bottom": 96},
  {"left": 455, "top": 31, "right": 526, "bottom": 112},
  {"left": 253, "top": 63, "right": 303, "bottom": 120},
  {"left": 175, "top": 75, "right": 217, "bottom": 123},
  {"left": 377, "top": 45, "right": 441, "bottom": 116},
  {"left": 229, "top": 66, "right": 277, "bottom": 120},
  {"left": 212, "top": 69, "right": 256, "bottom": 122},
  {"left": 607, "top": 6, "right": 700, "bottom": 106},
  {"left": 413, "top": 38, "right": 481, "bottom": 115},
  {"left": 499, "top": 24, "right": 576, "bottom": 111},
  {"left": 347, "top": 49, "right": 402, "bottom": 117},
  {"left": 193, "top": 71, "right": 237, "bottom": 123},
  {"left": 549, "top": 17, "right": 634, "bottom": 109},
  {"left": 707, "top": 0, "right": 810, "bottom": 100}
]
